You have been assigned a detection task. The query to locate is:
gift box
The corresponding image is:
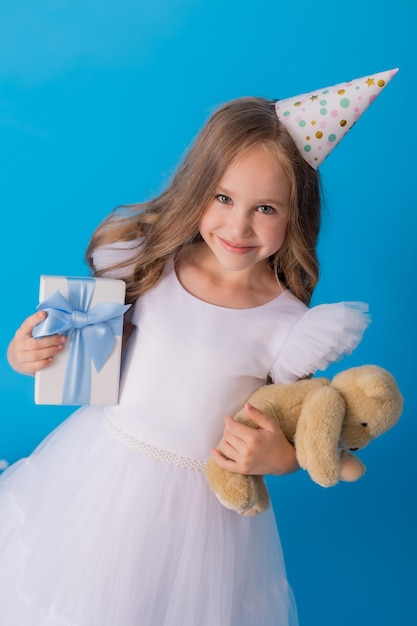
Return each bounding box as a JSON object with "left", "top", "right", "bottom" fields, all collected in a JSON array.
[{"left": 33, "top": 276, "right": 130, "bottom": 406}]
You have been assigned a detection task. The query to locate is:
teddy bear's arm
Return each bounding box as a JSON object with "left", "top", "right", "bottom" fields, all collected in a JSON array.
[{"left": 295, "top": 386, "right": 346, "bottom": 487}]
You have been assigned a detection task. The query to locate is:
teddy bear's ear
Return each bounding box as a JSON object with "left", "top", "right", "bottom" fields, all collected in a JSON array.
[
  {"left": 357, "top": 367, "right": 403, "bottom": 408},
  {"left": 351, "top": 366, "right": 404, "bottom": 435}
]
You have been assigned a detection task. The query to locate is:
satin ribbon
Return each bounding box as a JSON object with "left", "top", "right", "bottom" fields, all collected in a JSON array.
[{"left": 33, "top": 278, "right": 130, "bottom": 405}]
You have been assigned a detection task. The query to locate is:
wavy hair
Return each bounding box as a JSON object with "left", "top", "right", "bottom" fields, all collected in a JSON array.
[{"left": 86, "top": 97, "right": 321, "bottom": 305}]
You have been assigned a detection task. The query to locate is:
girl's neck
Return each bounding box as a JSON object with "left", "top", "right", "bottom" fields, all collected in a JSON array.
[{"left": 175, "top": 243, "right": 285, "bottom": 309}]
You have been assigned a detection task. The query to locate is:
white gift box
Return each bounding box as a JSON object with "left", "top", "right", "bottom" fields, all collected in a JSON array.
[{"left": 34, "top": 276, "right": 128, "bottom": 406}]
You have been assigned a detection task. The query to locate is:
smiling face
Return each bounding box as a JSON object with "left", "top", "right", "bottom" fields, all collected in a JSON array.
[{"left": 198, "top": 143, "right": 291, "bottom": 278}]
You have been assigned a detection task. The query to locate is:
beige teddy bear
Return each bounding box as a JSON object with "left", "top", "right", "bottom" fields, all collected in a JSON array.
[{"left": 205, "top": 365, "right": 403, "bottom": 516}]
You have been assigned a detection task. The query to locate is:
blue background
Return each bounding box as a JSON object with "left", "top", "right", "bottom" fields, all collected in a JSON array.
[{"left": 0, "top": 1, "right": 415, "bottom": 624}]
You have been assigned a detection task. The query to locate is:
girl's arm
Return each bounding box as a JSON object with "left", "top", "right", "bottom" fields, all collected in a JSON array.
[
  {"left": 7, "top": 311, "right": 66, "bottom": 376},
  {"left": 211, "top": 403, "right": 299, "bottom": 476}
]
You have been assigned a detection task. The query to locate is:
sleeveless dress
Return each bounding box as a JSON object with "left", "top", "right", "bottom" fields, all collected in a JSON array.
[{"left": 0, "top": 247, "right": 369, "bottom": 626}]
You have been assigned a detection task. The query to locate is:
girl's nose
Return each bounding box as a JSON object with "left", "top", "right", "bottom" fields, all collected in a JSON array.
[{"left": 229, "top": 209, "right": 253, "bottom": 238}]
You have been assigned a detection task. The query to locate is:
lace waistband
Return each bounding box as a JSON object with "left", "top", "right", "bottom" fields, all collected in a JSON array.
[{"left": 103, "top": 415, "right": 206, "bottom": 471}]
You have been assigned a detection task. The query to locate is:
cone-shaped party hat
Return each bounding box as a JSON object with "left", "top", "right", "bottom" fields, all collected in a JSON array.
[{"left": 275, "top": 68, "right": 398, "bottom": 169}]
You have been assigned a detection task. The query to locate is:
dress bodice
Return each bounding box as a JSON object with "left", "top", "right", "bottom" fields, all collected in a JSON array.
[{"left": 103, "top": 260, "right": 369, "bottom": 460}]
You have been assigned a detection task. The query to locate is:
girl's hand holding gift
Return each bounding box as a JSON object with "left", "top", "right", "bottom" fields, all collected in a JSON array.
[{"left": 7, "top": 311, "right": 66, "bottom": 376}]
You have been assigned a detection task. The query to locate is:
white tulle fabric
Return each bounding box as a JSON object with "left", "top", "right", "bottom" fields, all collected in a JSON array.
[
  {"left": 272, "top": 301, "right": 370, "bottom": 384},
  {"left": 0, "top": 409, "right": 297, "bottom": 626},
  {"left": 0, "top": 244, "right": 370, "bottom": 625}
]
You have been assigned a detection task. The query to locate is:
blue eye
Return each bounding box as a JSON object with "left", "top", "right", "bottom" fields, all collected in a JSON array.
[
  {"left": 257, "top": 205, "right": 275, "bottom": 215},
  {"left": 216, "top": 194, "right": 232, "bottom": 204}
]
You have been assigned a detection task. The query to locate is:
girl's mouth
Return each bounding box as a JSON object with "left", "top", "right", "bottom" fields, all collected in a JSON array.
[{"left": 218, "top": 237, "right": 256, "bottom": 255}]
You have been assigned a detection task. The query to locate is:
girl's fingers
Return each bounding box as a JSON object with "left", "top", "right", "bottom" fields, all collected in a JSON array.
[
  {"left": 221, "top": 432, "right": 245, "bottom": 456},
  {"left": 210, "top": 448, "right": 238, "bottom": 471},
  {"left": 7, "top": 319, "right": 66, "bottom": 375},
  {"left": 216, "top": 441, "right": 237, "bottom": 461},
  {"left": 15, "top": 311, "right": 48, "bottom": 338},
  {"left": 222, "top": 416, "right": 261, "bottom": 449},
  {"left": 22, "top": 357, "right": 54, "bottom": 375},
  {"left": 21, "top": 342, "right": 65, "bottom": 364},
  {"left": 17, "top": 340, "right": 65, "bottom": 374},
  {"left": 24, "top": 334, "right": 66, "bottom": 352}
]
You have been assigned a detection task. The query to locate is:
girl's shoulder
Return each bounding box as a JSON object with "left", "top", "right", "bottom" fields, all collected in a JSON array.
[{"left": 271, "top": 300, "right": 370, "bottom": 383}]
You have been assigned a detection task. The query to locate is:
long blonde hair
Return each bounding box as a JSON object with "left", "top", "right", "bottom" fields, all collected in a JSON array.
[{"left": 87, "top": 97, "right": 321, "bottom": 305}]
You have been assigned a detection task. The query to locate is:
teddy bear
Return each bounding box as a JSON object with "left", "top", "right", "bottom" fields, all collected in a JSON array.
[{"left": 205, "top": 365, "right": 403, "bottom": 516}]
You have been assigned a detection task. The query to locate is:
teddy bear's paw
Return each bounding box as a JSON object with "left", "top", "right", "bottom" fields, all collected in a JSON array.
[
  {"left": 211, "top": 488, "right": 255, "bottom": 514},
  {"left": 215, "top": 497, "right": 261, "bottom": 516},
  {"left": 207, "top": 467, "right": 258, "bottom": 513},
  {"left": 222, "top": 481, "right": 257, "bottom": 513},
  {"left": 214, "top": 493, "right": 246, "bottom": 512},
  {"left": 240, "top": 501, "right": 270, "bottom": 516},
  {"left": 239, "top": 481, "right": 271, "bottom": 515},
  {"left": 296, "top": 448, "right": 335, "bottom": 486},
  {"left": 339, "top": 450, "right": 366, "bottom": 482},
  {"left": 307, "top": 461, "right": 340, "bottom": 488},
  {"left": 215, "top": 477, "right": 271, "bottom": 515}
]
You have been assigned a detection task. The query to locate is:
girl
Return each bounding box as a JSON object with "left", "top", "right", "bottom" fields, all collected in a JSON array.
[{"left": 2, "top": 96, "right": 369, "bottom": 625}]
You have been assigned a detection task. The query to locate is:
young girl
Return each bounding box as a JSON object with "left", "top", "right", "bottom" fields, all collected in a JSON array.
[{"left": 2, "top": 96, "right": 370, "bottom": 625}]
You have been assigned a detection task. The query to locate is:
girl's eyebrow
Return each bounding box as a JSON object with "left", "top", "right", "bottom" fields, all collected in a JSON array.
[{"left": 215, "top": 186, "right": 232, "bottom": 196}]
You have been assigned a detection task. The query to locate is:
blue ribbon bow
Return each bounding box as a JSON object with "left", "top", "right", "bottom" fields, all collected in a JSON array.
[{"left": 33, "top": 278, "right": 131, "bottom": 405}]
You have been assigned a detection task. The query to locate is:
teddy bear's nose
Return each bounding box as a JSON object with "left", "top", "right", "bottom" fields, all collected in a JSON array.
[{"left": 349, "top": 447, "right": 359, "bottom": 451}]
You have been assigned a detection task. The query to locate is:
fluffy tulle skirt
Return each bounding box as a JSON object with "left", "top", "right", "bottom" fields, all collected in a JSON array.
[{"left": 0, "top": 407, "right": 297, "bottom": 625}]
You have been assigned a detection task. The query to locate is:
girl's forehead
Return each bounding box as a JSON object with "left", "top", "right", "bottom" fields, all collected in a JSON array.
[
  {"left": 217, "top": 144, "right": 291, "bottom": 204},
  {"left": 221, "top": 144, "right": 291, "bottom": 183},
  {"left": 225, "top": 143, "right": 291, "bottom": 175}
]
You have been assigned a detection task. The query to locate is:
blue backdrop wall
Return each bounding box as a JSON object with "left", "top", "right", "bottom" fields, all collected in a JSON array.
[{"left": 1, "top": 1, "right": 415, "bottom": 624}]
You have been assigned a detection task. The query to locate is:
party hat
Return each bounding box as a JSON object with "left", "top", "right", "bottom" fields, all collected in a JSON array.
[{"left": 275, "top": 68, "right": 398, "bottom": 169}]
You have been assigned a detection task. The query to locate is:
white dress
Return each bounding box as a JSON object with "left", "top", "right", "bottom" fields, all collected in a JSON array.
[{"left": 0, "top": 251, "right": 369, "bottom": 626}]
